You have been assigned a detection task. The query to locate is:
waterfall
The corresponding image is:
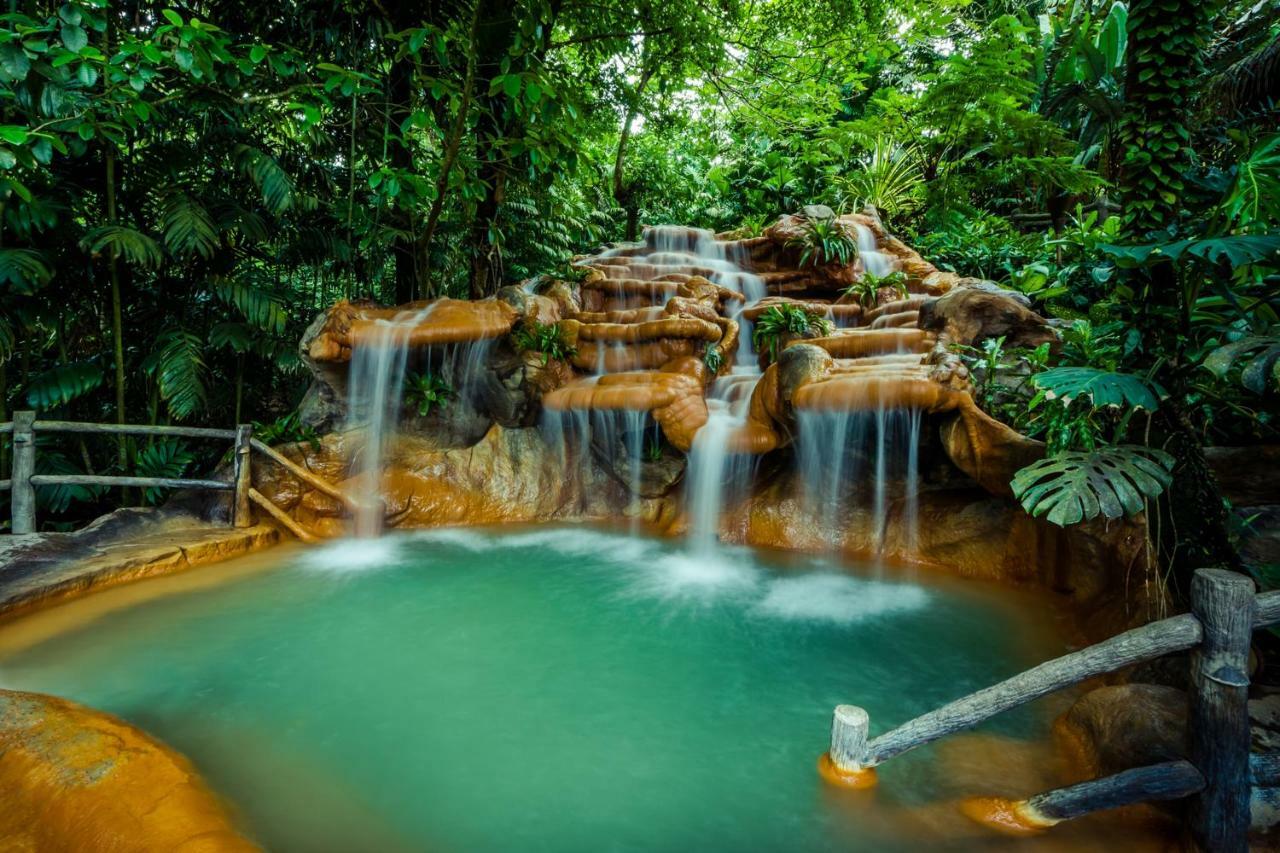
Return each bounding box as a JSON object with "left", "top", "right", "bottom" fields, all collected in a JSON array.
[
  {"left": 345, "top": 305, "right": 436, "bottom": 536},
  {"left": 853, "top": 223, "right": 892, "bottom": 278},
  {"left": 685, "top": 369, "right": 760, "bottom": 553},
  {"left": 796, "top": 405, "right": 923, "bottom": 562}
]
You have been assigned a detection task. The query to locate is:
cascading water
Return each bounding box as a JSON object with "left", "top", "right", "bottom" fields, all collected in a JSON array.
[
  {"left": 344, "top": 305, "right": 436, "bottom": 536},
  {"left": 685, "top": 368, "right": 761, "bottom": 553},
  {"left": 795, "top": 405, "right": 923, "bottom": 563},
  {"left": 853, "top": 223, "right": 893, "bottom": 278}
]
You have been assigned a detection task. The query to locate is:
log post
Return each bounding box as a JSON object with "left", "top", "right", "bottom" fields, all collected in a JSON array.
[
  {"left": 232, "top": 424, "right": 252, "bottom": 528},
  {"left": 1188, "top": 568, "right": 1254, "bottom": 853},
  {"left": 10, "top": 410, "right": 35, "bottom": 535},
  {"left": 820, "top": 705, "right": 876, "bottom": 789},
  {"left": 830, "top": 705, "right": 869, "bottom": 770}
]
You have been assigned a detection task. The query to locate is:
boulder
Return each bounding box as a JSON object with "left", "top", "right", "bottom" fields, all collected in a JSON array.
[{"left": 918, "top": 287, "right": 1057, "bottom": 350}]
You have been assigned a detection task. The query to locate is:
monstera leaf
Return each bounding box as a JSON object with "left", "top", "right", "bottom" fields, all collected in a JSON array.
[
  {"left": 1031, "top": 367, "right": 1164, "bottom": 410},
  {"left": 1204, "top": 335, "right": 1280, "bottom": 394},
  {"left": 1012, "top": 446, "right": 1175, "bottom": 527}
]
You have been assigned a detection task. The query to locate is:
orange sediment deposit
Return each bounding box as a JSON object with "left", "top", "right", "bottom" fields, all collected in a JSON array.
[
  {"left": 569, "top": 338, "right": 700, "bottom": 372},
  {"left": 862, "top": 295, "right": 929, "bottom": 324},
  {"left": 348, "top": 297, "right": 518, "bottom": 348},
  {"left": 0, "top": 689, "right": 259, "bottom": 851},
  {"left": 793, "top": 374, "right": 968, "bottom": 413},
  {"left": 816, "top": 752, "right": 879, "bottom": 790},
  {"left": 568, "top": 316, "right": 723, "bottom": 344},
  {"left": 799, "top": 328, "right": 932, "bottom": 359},
  {"left": 868, "top": 311, "right": 919, "bottom": 330},
  {"left": 742, "top": 297, "right": 861, "bottom": 323},
  {"left": 959, "top": 796, "right": 1054, "bottom": 836},
  {"left": 543, "top": 372, "right": 710, "bottom": 452}
]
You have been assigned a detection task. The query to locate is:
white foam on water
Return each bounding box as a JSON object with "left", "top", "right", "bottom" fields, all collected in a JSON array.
[
  {"left": 297, "top": 537, "right": 404, "bottom": 573},
  {"left": 754, "top": 573, "right": 928, "bottom": 625},
  {"left": 624, "top": 548, "right": 762, "bottom": 602},
  {"left": 412, "top": 526, "right": 659, "bottom": 565}
]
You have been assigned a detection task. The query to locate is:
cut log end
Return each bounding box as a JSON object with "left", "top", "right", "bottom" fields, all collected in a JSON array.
[{"left": 959, "top": 797, "right": 1055, "bottom": 836}]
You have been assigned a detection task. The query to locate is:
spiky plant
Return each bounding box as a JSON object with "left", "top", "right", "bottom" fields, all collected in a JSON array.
[{"left": 752, "top": 305, "right": 834, "bottom": 363}]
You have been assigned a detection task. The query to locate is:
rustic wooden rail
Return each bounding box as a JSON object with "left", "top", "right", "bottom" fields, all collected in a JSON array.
[
  {"left": 826, "top": 569, "right": 1277, "bottom": 851},
  {"left": 2, "top": 411, "right": 346, "bottom": 539}
]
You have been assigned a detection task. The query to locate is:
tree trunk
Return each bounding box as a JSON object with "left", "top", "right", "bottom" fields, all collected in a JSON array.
[{"left": 612, "top": 64, "right": 656, "bottom": 242}]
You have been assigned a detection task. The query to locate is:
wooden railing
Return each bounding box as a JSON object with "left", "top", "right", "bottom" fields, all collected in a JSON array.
[
  {"left": 1, "top": 410, "right": 345, "bottom": 540},
  {"left": 826, "top": 568, "right": 1277, "bottom": 851}
]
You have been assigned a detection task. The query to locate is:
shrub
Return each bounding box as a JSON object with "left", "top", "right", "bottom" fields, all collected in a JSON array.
[
  {"left": 404, "top": 370, "right": 456, "bottom": 416},
  {"left": 788, "top": 216, "right": 857, "bottom": 268},
  {"left": 513, "top": 321, "right": 577, "bottom": 365},
  {"left": 752, "top": 304, "right": 833, "bottom": 363}
]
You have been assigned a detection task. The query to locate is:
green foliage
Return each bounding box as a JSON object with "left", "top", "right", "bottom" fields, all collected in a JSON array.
[
  {"left": 404, "top": 371, "right": 456, "bottom": 416},
  {"left": 143, "top": 330, "right": 208, "bottom": 421},
  {"left": 253, "top": 412, "right": 319, "bottom": 449},
  {"left": 834, "top": 139, "right": 924, "bottom": 219},
  {"left": 25, "top": 362, "right": 104, "bottom": 410},
  {"left": 703, "top": 345, "right": 724, "bottom": 375},
  {"left": 843, "top": 270, "right": 907, "bottom": 308},
  {"left": 1011, "top": 446, "right": 1176, "bottom": 527},
  {"left": 1204, "top": 335, "right": 1280, "bottom": 394},
  {"left": 1031, "top": 367, "right": 1165, "bottom": 411},
  {"left": 135, "top": 440, "right": 196, "bottom": 505},
  {"left": 788, "top": 216, "right": 856, "bottom": 268},
  {"left": 513, "top": 321, "right": 576, "bottom": 365},
  {"left": 752, "top": 304, "right": 833, "bottom": 364}
]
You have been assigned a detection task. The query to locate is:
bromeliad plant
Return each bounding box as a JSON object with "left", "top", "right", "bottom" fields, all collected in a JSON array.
[
  {"left": 843, "top": 270, "right": 908, "bottom": 308},
  {"left": 404, "top": 371, "right": 456, "bottom": 416},
  {"left": 752, "top": 305, "right": 833, "bottom": 364},
  {"left": 788, "top": 216, "right": 857, "bottom": 268},
  {"left": 513, "top": 321, "right": 577, "bottom": 366}
]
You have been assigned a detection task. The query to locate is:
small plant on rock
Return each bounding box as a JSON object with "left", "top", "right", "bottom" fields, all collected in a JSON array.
[
  {"left": 513, "top": 321, "right": 577, "bottom": 365},
  {"left": 703, "top": 344, "right": 724, "bottom": 374},
  {"left": 404, "top": 370, "right": 455, "bottom": 416},
  {"left": 788, "top": 216, "right": 857, "bottom": 268},
  {"left": 752, "top": 304, "right": 834, "bottom": 364},
  {"left": 843, "top": 269, "right": 907, "bottom": 307}
]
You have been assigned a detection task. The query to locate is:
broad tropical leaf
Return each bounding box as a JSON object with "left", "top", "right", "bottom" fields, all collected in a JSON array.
[
  {"left": 235, "top": 145, "right": 294, "bottom": 215},
  {"left": 32, "top": 448, "right": 102, "bottom": 514},
  {"left": 160, "top": 190, "right": 219, "bottom": 258},
  {"left": 0, "top": 249, "right": 52, "bottom": 294},
  {"left": 1102, "top": 235, "right": 1280, "bottom": 268},
  {"left": 1031, "top": 367, "right": 1164, "bottom": 409},
  {"left": 146, "top": 329, "right": 208, "bottom": 420},
  {"left": 211, "top": 277, "right": 288, "bottom": 333},
  {"left": 135, "top": 439, "right": 196, "bottom": 505},
  {"left": 79, "top": 225, "right": 163, "bottom": 268},
  {"left": 1012, "top": 445, "right": 1176, "bottom": 526},
  {"left": 1204, "top": 334, "right": 1280, "bottom": 394},
  {"left": 209, "top": 321, "right": 255, "bottom": 353},
  {"left": 24, "top": 361, "right": 104, "bottom": 410}
]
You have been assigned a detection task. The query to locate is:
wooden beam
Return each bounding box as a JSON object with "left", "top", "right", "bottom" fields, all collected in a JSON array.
[
  {"left": 248, "top": 488, "right": 318, "bottom": 543},
  {"left": 10, "top": 411, "right": 35, "bottom": 535},
  {"left": 28, "top": 475, "right": 232, "bottom": 491},
  {"left": 863, "top": 612, "right": 1204, "bottom": 767},
  {"left": 249, "top": 438, "right": 356, "bottom": 508},
  {"left": 1189, "top": 569, "right": 1254, "bottom": 853},
  {"left": 964, "top": 761, "right": 1205, "bottom": 835},
  {"left": 232, "top": 424, "right": 253, "bottom": 528},
  {"left": 32, "top": 421, "right": 237, "bottom": 440},
  {"left": 1029, "top": 761, "right": 1205, "bottom": 823},
  {"left": 1254, "top": 589, "right": 1280, "bottom": 629}
]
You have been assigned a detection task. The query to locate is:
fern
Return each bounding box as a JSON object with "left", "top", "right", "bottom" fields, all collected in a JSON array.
[
  {"left": 209, "top": 321, "right": 255, "bottom": 353},
  {"left": 135, "top": 439, "right": 197, "bottom": 505},
  {"left": 160, "top": 190, "right": 219, "bottom": 258},
  {"left": 24, "top": 361, "right": 104, "bottom": 410},
  {"left": 79, "top": 225, "right": 163, "bottom": 268},
  {"left": 1011, "top": 445, "right": 1175, "bottom": 526},
  {"left": 0, "top": 248, "right": 52, "bottom": 294},
  {"left": 1031, "top": 367, "right": 1164, "bottom": 410},
  {"left": 145, "top": 329, "right": 208, "bottom": 420}
]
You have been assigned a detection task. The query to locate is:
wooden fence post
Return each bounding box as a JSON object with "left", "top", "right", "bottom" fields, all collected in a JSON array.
[
  {"left": 232, "top": 424, "right": 252, "bottom": 528},
  {"left": 1189, "top": 568, "right": 1254, "bottom": 853},
  {"left": 10, "top": 410, "right": 35, "bottom": 535}
]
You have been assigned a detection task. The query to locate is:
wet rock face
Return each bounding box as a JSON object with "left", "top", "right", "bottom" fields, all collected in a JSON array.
[
  {"left": 918, "top": 287, "right": 1058, "bottom": 350},
  {"left": 0, "top": 689, "right": 258, "bottom": 851},
  {"left": 1055, "top": 684, "right": 1189, "bottom": 775}
]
